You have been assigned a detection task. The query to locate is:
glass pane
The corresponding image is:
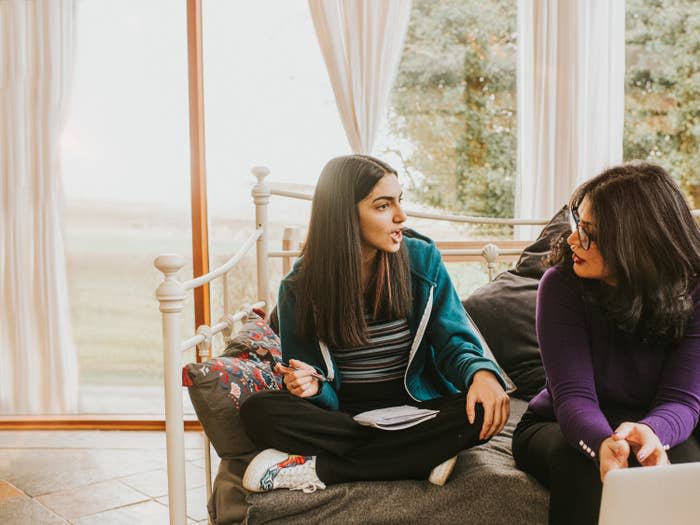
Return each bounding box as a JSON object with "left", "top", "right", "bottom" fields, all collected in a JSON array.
[
  {"left": 381, "top": 0, "right": 517, "bottom": 240},
  {"left": 625, "top": 0, "right": 700, "bottom": 204},
  {"left": 202, "top": 0, "right": 349, "bottom": 324},
  {"left": 62, "top": 0, "right": 195, "bottom": 414}
]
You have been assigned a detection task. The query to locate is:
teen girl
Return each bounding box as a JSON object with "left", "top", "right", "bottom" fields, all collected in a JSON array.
[{"left": 240, "top": 154, "right": 509, "bottom": 492}]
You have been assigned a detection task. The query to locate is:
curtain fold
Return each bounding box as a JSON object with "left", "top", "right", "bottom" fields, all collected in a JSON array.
[
  {"left": 308, "top": 0, "right": 412, "bottom": 154},
  {"left": 516, "top": 0, "right": 625, "bottom": 236},
  {"left": 0, "top": 0, "right": 78, "bottom": 413}
]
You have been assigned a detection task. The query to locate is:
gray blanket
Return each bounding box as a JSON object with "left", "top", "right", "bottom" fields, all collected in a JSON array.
[{"left": 209, "top": 398, "right": 548, "bottom": 525}]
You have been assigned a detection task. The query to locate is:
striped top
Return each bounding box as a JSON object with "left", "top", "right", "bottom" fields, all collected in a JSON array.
[{"left": 333, "top": 317, "right": 414, "bottom": 414}]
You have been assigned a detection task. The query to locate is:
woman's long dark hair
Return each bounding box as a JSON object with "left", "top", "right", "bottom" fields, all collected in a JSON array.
[
  {"left": 548, "top": 162, "right": 700, "bottom": 340},
  {"left": 292, "top": 155, "right": 412, "bottom": 348}
]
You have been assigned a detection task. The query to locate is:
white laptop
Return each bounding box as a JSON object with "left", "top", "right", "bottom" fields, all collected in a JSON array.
[{"left": 598, "top": 462, "right": 700, "bottom": 525}]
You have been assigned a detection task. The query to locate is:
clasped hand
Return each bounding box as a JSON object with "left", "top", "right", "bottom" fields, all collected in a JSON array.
[
  {"left": 275, "top": 359, "right": 320, "bottom": 398},
  {"left": 599, "top": 422, "right": 670, "bottom": 482}
]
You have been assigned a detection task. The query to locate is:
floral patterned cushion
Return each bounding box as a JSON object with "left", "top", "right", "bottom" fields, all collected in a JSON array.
[
  {"left": 220, "top": 313, "right": 282, "bottom": 364},
  {"left": 184, "top": 313, "right": 283, "bottom": 459}
]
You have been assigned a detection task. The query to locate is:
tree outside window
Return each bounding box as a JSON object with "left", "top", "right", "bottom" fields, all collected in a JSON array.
[
  {"left": 387, "top": 0, "right": 700, "bottom": 233},
  {"left": 386, "top": 0, "right": 517, "bottom": 236},
  {"left": 625, "top": 0, "right": 700, "bottom": 205}
]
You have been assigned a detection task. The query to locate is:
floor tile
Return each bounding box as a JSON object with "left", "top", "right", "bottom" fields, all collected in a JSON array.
[
  {"left": 185, "top": 447, "right": 204, "bottom": 461},
  {"left": 72, "top": 500, "right": 172, "bottom": 525},
  {"left": 190, "top": 453, "right": 221, "bottom": 474},
  {"left": 0, "top": 480, "right": 24, "bottom": 502},
  {"left": 0, "top": 449, "right": 164, "bottom": 497},
  {"left": 158, "top": 485, "right": 209, "bottom": 522},
  {"left": 119, "top": 462, "right": 205, "bottom": 498},
  {"left": 0, "top": 430, "right": 216, "bottom": 524},
  {"left": 36, "top": 479, "right": 149, "bottom": 521},
  {"left": 0, "top": 497, "right": 67, "bottom": 524}
]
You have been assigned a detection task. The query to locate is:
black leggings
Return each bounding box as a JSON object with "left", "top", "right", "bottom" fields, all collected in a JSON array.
[
  {"left": 240, "top": 390, "right": 487, "bottom": 485},
  {"left": 512, "top": 409, "right": 700, "bottom": 525}
]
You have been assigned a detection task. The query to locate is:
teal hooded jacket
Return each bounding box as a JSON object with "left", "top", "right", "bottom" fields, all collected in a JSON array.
[{"left": 277, "top": 229, "right": 507, "bottom": 410}]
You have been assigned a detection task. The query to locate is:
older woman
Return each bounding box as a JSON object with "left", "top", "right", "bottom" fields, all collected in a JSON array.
[{"left": 513, "top": 163, "right": 700, "bottom": 525}]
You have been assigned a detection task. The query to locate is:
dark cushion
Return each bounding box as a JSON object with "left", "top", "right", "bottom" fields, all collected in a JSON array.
[
  {"left": 512, "top": 205, "right": 570, "bottom": 279},
  {"left": 184, "top": 313, "right": 283, "bottom": 459},
  {"left": 268, "top": 306, "right": 279, "bottom": 335},
  {"left": 463, "top": 206, "right": 570, "bottom": 400},
  {"left": 463, "top": 273, "right": 543, "bottom": 400}
]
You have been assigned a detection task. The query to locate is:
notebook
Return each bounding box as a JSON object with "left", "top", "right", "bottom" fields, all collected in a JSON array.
[
  {"left": 598, "top": 461, "right": 700, "bottom": 525},
  {"left": 352, "top": 405, "right": 439, "bottom": 430}
]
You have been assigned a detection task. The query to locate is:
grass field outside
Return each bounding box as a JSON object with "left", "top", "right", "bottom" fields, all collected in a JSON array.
[{"left": 64, "top": 200, "right": 512, "bottom": 413}]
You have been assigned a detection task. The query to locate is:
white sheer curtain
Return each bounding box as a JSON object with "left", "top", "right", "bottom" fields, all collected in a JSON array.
[
  {"left": 308, "top": 0, "right": 412, "bottom": 154},
  {"left": 517, "top": 0, "right": 625, "bottom": 236},
  {"left": 0, "top": 0, "right": 79, "bottom": 413}
]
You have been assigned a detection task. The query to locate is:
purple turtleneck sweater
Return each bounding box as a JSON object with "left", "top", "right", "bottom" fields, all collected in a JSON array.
[{"left": 529, "top": 266, "right": 700, "bottom": 461}]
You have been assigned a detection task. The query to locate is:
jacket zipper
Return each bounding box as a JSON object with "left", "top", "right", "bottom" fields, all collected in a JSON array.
[
  {"left": 318, "top": 341, "right": 335, "bottom": 381},
  {"left": 403, "top": 285, "right": 435, "bottom": 402}
]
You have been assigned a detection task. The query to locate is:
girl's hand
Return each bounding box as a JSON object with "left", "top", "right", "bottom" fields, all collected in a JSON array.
[
  {"left": 466, "top": 370, "right": 510, "bottom": 440},
  {"left": 599, "top": 436, "right": 630, "bottom": 482},
  {"left": 275, "top": 359, "right": 319, "bottom": 398},
  {"left": 612, "top": 421, "right": 670, "bottom": 467}
]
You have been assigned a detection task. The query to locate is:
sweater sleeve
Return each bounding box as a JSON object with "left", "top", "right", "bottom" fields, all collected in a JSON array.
[
  {"left": 536, "top": 268, "right": 613, "bottom": 461},
  {"left": 639, "top": 286, "right": 700, "bottom": 449},
  {"left": 427, "top": 247, "right": 506, "bottom": 391},
  {"left": 277, "top": 280, "right": 339, "bottom": 410}
]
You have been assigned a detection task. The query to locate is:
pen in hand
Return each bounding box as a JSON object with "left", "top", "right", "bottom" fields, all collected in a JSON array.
[{"left": 277, "top": 361, "right": 329, "bottom": 383}]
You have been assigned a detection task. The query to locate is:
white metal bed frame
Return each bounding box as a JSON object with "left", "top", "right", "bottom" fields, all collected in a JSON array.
[{"left": 154, "top": 166, "right": 549, "bottom": 525}]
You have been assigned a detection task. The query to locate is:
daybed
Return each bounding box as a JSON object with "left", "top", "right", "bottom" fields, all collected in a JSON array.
[
  {"left": 155, "top": 167, "right": 569, "bottom": 525},
  {"left": 210, "top": 397, "right": 546, "bottom": 525}
]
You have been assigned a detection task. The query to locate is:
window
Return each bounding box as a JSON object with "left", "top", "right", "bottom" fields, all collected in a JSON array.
[
  {"left": 62, "top": 0, "right": 193, "bottom": 414},
  {"left": 201, "top": 0, "right": 349, "bottom": 315},
  {"left": 382, "top": 0, "right": 517, "bottom": 226},
  {"left": 61, "top": 1, "right": 350, "bottom": 414},
  {"left": 625, "top": 0, "right": 700, "bottom": 204},
  {"left": 380, "top": 0, "right": 517, "bottom": 294}
]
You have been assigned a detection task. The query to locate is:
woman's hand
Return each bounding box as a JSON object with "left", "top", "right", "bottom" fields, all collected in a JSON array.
[
  {"left": 612, "top": 422, "right": 670, "bottom": 467},
  {"left": 599, "top": 436, "right": 631, "bottom": 482},
  {"left": 599, "top": 422, "right": 670, "bottom": 482},
  {"left": 275, "top": 359, "right": 320, "bottom": 398},
  {"left": 466, "top": 370, "right": 510, "bottom": 440}
]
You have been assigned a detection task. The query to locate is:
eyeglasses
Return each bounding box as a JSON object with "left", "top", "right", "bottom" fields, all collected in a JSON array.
[{"left": 569, "top": 208, "right": 595, "bottom": 250}]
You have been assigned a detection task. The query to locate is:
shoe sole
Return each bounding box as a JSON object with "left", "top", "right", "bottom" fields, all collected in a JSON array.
[
  {"left": 243, "top": 448, "right": 289, "bottom": 492},
  {"left": 428, "top": 455, "right": 458, "bottom": 486}
]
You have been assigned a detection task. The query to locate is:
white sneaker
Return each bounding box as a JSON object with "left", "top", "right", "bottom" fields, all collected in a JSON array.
[
  {"left": 428, "top": 455, "right": 458, "bottom": 486},
  {"left": 243, "top": 448, "right": 326, "bottom": 493}
]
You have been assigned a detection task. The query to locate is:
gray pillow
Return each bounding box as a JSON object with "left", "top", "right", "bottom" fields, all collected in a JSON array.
[
  {"left": 513, "top": 205, "right": 570, "bottom": 279},
  {"left": 463, "top": 206, "right": 570, "bottom": 400},
  {"left": 463, "top": 272, "right": 543, "bottom": 400}
]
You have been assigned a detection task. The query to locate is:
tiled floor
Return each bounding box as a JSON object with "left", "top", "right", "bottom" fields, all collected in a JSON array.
[{"left": 0, "top": 430, "right": 220, "bottom": 524}]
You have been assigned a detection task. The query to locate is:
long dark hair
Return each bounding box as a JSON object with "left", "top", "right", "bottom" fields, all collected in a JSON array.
[
  {"left": 292, "top": 155, "right": 413, "bottom": 347},
  {"left": 548, "top": 162, "right": 700, "bottom": 340}
]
